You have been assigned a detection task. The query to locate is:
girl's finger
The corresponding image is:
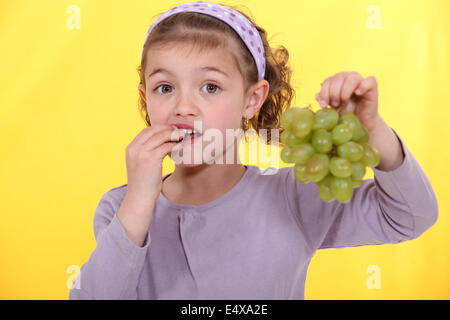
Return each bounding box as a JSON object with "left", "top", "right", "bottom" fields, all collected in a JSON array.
[
  {"left": 328, "top": 74, "right": 347, "bottom": 108},
  {"left": 355, "top": 75, "right": 377, "bottom": 97},
  {"left": 155, "top": 139, "right": 185, "bottom": 161},
  {"left": 133, "top": 124, "right": 174, "bottom": 147},
  {"left": 142, "top": 127, "right": 185, "bottom": 152},
  {"left": 317, "top": 78, "right": 331, "bottom": 108},
  {"left": 340, "top": 74, "right": 363, "bottom": 111}
]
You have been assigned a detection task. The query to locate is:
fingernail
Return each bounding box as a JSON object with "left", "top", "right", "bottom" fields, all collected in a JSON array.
[
  {"left": 319, "top": 100, "right": 327, "bottom": 108},
  {"left": 332, "top": 101, "right": 338, "bottom": 107},
  {"left": 171, "top": 133, "right": 184, "bottom": 142},
  {"left": 356, "top": 89, "right": 362, "bottom": 95},
  {"left": 171, "top": 129, "right": 186, "bottom": 138}
]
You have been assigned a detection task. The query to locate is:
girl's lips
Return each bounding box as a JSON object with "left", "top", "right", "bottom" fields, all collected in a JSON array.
[
  {"left": 173, "top": 123, "right": 194, "bottom": 130},
  {"left": 179, "top": 132, "right": 202, "bottom": 146},
  {"left": 171, "top": 123, "right": 202, "bottom": 134}
]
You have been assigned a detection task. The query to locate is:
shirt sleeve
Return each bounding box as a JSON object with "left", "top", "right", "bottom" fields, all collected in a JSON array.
[
  {"left": 285, "top": 127, "right": 439, "bottom": 250},
  {"left": 69, "top": 188, "right": 151, "bottom": 299}
]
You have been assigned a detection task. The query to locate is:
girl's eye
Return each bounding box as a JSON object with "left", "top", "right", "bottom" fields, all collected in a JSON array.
[
  {"left": 155, "top": 84, "right": 173, "bottom": 94},
  {"left": 201, "top": 83, "right": 220, "bottom": 94},
  {"left": 154, "top": 83, "right": 220, "bottom": 94}
]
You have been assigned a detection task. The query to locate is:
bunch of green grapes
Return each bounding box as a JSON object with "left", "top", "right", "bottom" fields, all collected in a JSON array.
[{"left": 280, "top": 105, "right": 380, "bottom": 203}]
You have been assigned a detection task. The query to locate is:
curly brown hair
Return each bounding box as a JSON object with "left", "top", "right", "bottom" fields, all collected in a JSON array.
[{"left": 137, "top": 2, "right": 295, "bottom": 145}]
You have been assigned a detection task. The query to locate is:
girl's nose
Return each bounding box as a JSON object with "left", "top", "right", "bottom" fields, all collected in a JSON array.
[
  {"left": 174, "top": 105, "right": 199, "bottom": 117},
  {"left": 173, "top": 96, "right": 200, "bottom": 117}
]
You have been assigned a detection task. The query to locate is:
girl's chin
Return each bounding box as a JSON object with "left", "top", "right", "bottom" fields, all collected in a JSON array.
[
  {"left": 174, "top": 162, "right": 205, "bottom": 167},
  {"left": 168, "top": 153, "right": 224, "bottom": 166},
  {"left": 168, "top": 139, "right": 239, "bottom": 165}
]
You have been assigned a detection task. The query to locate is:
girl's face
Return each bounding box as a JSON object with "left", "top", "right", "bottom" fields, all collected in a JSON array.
[{"left": 139, "top": 42, "right": 268, "bottom": 166}]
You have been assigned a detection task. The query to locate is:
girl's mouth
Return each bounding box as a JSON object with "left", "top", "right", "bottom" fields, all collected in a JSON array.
[{"left": 179, "top": 129, "right": 202, "bottom": 146}]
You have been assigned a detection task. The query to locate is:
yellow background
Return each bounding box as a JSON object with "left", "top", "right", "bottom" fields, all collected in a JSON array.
[{"left": 0, "top": 0, "right": 449, "bottom": 299}]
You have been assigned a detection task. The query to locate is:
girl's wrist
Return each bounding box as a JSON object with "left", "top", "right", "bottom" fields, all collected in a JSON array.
[
  {"left": 122, "top": 190, "right": 158, "bottom": 220},
  {"left": 368, "top": 116, "right": 405, "bottom": 172},
  {"left": 125, "top": 187, "right": 160, "bottom": 207}
]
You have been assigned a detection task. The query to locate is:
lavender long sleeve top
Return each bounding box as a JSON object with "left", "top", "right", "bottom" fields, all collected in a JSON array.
[{"left": 69, "top": 128, "right": 438, "bottom": 300}]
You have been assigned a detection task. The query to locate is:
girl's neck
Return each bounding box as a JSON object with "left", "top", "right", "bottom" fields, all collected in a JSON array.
[{"left": 161, "top": 164, "right": 247, "bottom": 206}]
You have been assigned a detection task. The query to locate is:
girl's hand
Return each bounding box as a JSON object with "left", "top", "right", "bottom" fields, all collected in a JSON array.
[
  {"left": 315, "top": 72, "right": 380, "bottom": 132},
  {"left": 125, "top": 124, "right": 184, "bottom": 204}
]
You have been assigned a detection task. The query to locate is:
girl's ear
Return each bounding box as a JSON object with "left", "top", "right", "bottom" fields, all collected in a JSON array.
[
  {"left": 244, "top": 80, "right": 270, "bottom": 118},
  {"left": 138, "top": 84, "right": 147, "bottom": 102}
]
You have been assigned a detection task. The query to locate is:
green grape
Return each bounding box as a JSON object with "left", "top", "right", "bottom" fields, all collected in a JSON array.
[
  {"left": 294, "top": 164, "right": 310, "bottom": 183},
  {"left": 329, "top": 156, "right": 353, "bottom": 178},
  {"left": 339, "top": 112, "right": 364, "bottom": 142},
  {"left": 281, "top": 129, "right": 312, "bottom": 146},
  {"left": 352, "top": 179, "right": 363, "bottom": 188},
  {"left": 280, "top": 105, "right": 380, "bottom": 205},
  {"left": 336, "top": 141, "right": 364, "bottom": 162},
  {"left": 290, "top": 143, "right": 315, "bottom": 165},
  {"left": 312, "top": 108, "right": 339, "bottom": 130},
  {"left": 330, "top": 176, "right": 353, "bottom": 203},
  {"left": 280, "top": 112, "right": 291, "bottom": 130},
  {"left": 356, "top": 125, "right": 370, "bottom": 143},
  {"left": 317, "top": 174, "right": 335, "bottom": 202},
  {"left": 351, "top": 161, "right": 366, "bottom": 180},
  {"left": 305, "top": 153, "right": 329, "bottom": 183},
  {"left": 280, "top": 129, "right": 290, "bottom": 144},
  {"left": 291, "top": 108, "right": 314, "bottom": 138},
  {"left": 311, "top": 129, "right": 332, "bottom": 153},
  {"left": 332, "top": 123, "right": 353, "bottom": 145},
  {"left": 299, "top": 131, "right": 313, "bottom": 143},
  {"left": 281, "top": 107, "right": 303, "bottom": 130},
  {"left": 360, "top": 142, "right": 381, "bottom": 168},
  {"left": 280, "top": 145, "right": 293, "bottom": 163}
]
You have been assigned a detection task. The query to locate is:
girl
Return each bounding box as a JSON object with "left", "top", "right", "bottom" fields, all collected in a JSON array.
[{"left": 70, "top": 1, "right": 438, "bottom": 299}]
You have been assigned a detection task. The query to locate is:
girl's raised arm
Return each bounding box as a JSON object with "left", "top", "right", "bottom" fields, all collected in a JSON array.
[
  {"left": 286, "top": 128, "right": 438, "bottom": 250},
  {"left": 70, "top": 124, "right": 185, "bottom": 299}
]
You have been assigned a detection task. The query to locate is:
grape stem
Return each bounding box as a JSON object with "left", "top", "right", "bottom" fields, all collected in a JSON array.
[{"left": 330, "top": 144, "right": 337, "bottom": 157}]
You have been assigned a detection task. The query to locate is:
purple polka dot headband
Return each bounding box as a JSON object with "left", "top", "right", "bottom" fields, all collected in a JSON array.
[{"left": 141, "top": 1, "right": 266, "bottom": 81}]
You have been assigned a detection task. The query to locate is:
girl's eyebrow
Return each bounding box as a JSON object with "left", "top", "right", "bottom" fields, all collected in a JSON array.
[
  {"left": 148, "top": 68, "right": 172, "bottom": 79},
  {"left": 148, "top": 66, "right": 229, "bottom": 79},
  {"left": 199, "top": 66, "right": 229, "bottom": 78}
]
